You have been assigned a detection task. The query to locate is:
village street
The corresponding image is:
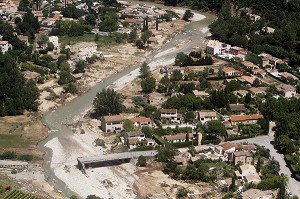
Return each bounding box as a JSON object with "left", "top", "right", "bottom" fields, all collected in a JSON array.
[{"left": 233, "top": 135, "right": 300, "bottom": 197}]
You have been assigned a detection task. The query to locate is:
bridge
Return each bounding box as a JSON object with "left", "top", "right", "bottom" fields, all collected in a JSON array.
[{"left": 77, "top": 150, "right": 157, "bottom": 173}]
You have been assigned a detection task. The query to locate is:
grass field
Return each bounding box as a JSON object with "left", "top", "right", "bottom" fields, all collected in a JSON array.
[
  {"left": 0, "top": 173, "right": 18, "bottom": 198},
  {"left": 0, "top": 135, "right": 32, "bottom": 148}
]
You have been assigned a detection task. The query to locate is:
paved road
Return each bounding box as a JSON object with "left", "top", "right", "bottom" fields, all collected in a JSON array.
[{"left": 232, "top": 136, "right": 300, "bottom": 197}]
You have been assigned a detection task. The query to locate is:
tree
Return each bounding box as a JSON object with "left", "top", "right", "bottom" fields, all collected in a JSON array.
[
  {"left": 170, "top": 70, "right": 183, "bottom": 81},
  {"left": 139, "top": 62, "right": 150, "bottom": 79},
  {"left": 245, "top": 92, "right": 252, "bottom": 104},
  {"left": 47, "top": 42, "right": 54, "bottom": 51},
  {"left": 123, "top": 119, "right": 135, "bottom": 132},
  {"left": 156, "top": 144, "right": 178, "bottom": 162},
  {"left": 58, "top": 70, "right": 75, "bottom": 85},
  {"left": 205, "top": 120, "right": 226, "bottom": 138},
  {"left": 98, "top": 12, "right": 119, "bottom": 32},
  {"left": 177, "top": 187, "right": 188, "bottom": 198},
  {"left": 128, "top": 29, "right": 137, "bottom": 42},
  {"left": 141, "top": 77, "right": 156, "bottom": 94},
  {"left": 70, "top": 195, "right": 78, "bottom": 199},
  {"left": 74, "top": 60, "right": 86, "bottom": 73},
  {"left": 141, "top": 30, "right": 152, "bottom": 44},
  {"left": 37, "top": 34, "right": 49, "bottom": 48},
  {"left": 136, "top": 155, "right": 146, "bottom": 167},
  {"left": 182, "top": 10, "right": 193, "bottom": 21},
  {"left": 184, "top": 111, "right": 195, "bottom": 123},
  {"left": 84, "top": 14, "right": 96, "bottom": 26},
  {"left": 253, "top": 78, "right": 260, "bottom": 87},
  {"left": 93, "top": 88, "right": 123, "bottom": 117},
  {"left": 276, "top": 134, "right": 297, "bottom": 154},
  {"left": 86, "top": 195, "right": 101, "bottom": 199}
]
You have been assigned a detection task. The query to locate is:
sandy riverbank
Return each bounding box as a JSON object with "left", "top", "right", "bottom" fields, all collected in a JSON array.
[{"left": 41, "top": 8, "right": 211, "bottom": 199}]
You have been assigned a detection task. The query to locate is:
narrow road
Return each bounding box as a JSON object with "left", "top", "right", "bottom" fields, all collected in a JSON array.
[
  {"left": 232, "top": 136, "right": 300, "bottom": 197},
  {"left": 39, "top": 12, "right": 217, "bottom": 198}
]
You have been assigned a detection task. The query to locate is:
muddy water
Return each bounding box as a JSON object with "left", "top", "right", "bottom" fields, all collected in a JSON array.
[{"left": 39, "top": 12, "right": 216, "bottom": 198}]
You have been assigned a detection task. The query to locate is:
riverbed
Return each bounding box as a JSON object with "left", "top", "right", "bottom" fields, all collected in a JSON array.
[{"left": 39, "top": 8, "right": 217, "bottom": 199}]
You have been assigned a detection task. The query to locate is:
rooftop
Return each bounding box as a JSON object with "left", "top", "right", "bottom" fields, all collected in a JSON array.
[
  {"left": 102, "top": 115, "right": 123, "bottom": 123},
  {"left": 231, "top": 114, "right": 263, "bottom": 122}
]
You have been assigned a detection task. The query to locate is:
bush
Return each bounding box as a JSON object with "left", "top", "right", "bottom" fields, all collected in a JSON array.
[
  {"left": 11, "top": 169, "right": 18, "bottom": 174},
  {"left": 18, "top": 154, "right": 33, "bottom": 161},
  {"left": 0, "top": 151, "right": 17, "bottom": 160},
  {"left": 136, "top": 155, "right": 147, "bottom": 167},
  {"left": 94, "top": 138, "right": 105, "bottom": 147},
  {"left": 63, "top": 83, "right": 77, "bottom": 93},
  {"left": 177, "top": 187, "right": 188, "bottom": 198}
]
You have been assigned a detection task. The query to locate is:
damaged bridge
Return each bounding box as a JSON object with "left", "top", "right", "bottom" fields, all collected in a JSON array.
[{"left": 77, "top": 150, "right": 157, "bottom": 173}]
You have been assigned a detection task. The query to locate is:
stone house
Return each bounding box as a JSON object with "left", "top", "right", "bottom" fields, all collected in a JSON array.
[{"left": 101, "top": 115, "right": 123, "bottom": 133}]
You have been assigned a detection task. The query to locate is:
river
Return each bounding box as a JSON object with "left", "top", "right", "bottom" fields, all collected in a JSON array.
[{"left": 39, "top": 9, "right": 216, "bottom": 198}]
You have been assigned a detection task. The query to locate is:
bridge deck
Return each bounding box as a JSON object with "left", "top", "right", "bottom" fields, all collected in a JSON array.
[{"left": 77, "top": 150, "right": 157, "bottom": 165}]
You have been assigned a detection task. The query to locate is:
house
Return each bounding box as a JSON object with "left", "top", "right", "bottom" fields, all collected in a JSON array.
[
  {"left": 17, "top": 35, "right": 29, "bottom": 45},
  {"left": 230, "top": 114, "right": 264, "bottom": 126},
  {"left": 241, "top": 61, "right": 259, "bottom": 70},
  {"left": 280, "top": 72, "right": 298, "bottom": 82},
  {"left": 229, "top": 103, "right": 246, "bottom": 112},
  {"left": 258, "top": 53, "right": 283, "bottom": 68},
  {"left": 229, "top": 46, "right": 247, "bottom": 56},
  {"left": 124, "top": 131, "right": 145, "bottom": 141},
  {"left": 49, "top": 36, "right": 59, "bottom": 49},
  {"left": 234, "top": 90, "right": 249, "bottom": 98},
  {"left": 130, "top": 116, "right": 152, "bottom": 127},
  {"left": 252, "top": 68, "right": 266, "bottom": 78},
  {"left": 160, "top": 65, "right": 182, "bottom": 75},
  {"left": 198, "top": 111, "right": 217, "bottom": 123},
  {"left": 0, "top": 41, "right": 11, "bottom": 54},
  {"left": 206, "top": 40, "right": 230, "bottom": 55},
  {"left": 147, "top": 92, "right": 166, "bottom": 106},
  {"left": 249, "top": 87, "right": 265, "bottom": 96},
  {"left": 52, "top": 11, "right": 63, "bottom": 20},
  {"left": 232, "top": 151, "right": 253, "bottom": 165},
  {"left": 192, "top": 90, "right": 210, "bottom": 98},
  {"left": 147, "top": 37, "right": 157, "bottom": 45},
  {"left": 101, "top": 115, "right": 123, "bottom": 133},
  {"left": 75, "top": 51, "right": 89, "bottom": 61},
  {"left": 245, "top": 172, "right": 261, "bottom": 184},
  {"left": 160, "top": 109, "right": 182, "bottom": 123},
  {"left": 33, "top": 11, "right": 43, "bottom": 21},
  {"left": 237, "top": 75, "right": 256, "bottom": 86},
  {"left": 218, "top": 142, "right": 243, "bottom": 155},
  {"left": 249, "top": 14, "right": 261, "bottom": 22},
  {"left": 222, "top": 67, "right": 242, "bottom": 77},
  {"left": 239, "top": 164, "right": 256, "bottom": 176},
  {"left": 263, "top": 26, "right": 275, "bottom": 34},
  {"left": 242, "top": 189, "right": 278, "bottom": 199},
  {"left": 277, "top": 83, "right": 296, "bottom": 98},
  {"left": 163, "top": 133, "right": 194, "bottom": 143}
]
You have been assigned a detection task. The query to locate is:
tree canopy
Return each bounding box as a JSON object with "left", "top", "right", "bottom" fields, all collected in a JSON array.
[{"left": 93, "top": 88, "right": 123, "bottom": 117}]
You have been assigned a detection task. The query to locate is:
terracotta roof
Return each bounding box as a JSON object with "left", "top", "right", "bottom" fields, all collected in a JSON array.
[
  {"left": 231, "top": 114, "right": 263, "bottom": 122},
  {"left": 160, "top": 109, "right": 177, "bottom": 114},
  {"left": 277, "top": 83, "right": 296, "bottom": 92},
  {"left": 125, "top": 131, "right": 145, "bottom": 137},
  {"left": 249, "top": 87, "right": 264, "bottom": 94},
  {"left": 281, "top": 72, "right": 298, "bottom": 80},
  {"left": 233, "top": 151, "right": 252, "bottom": 157},
  {"left": 229, "top": 104, "right": 246, "bottom": 112},
  {"left": 130, "top": 116, "right": 151, "bottom": 123},
  {"left": 124, "top": 18, "right": 136, "bottom": 23},
  {"left": 240, "top": 164, "right": 255, "bottom": 171},
  {"left": 102, "top": 115, "right": 123, "bottom": 123},
  {"left": 243, "top": 145, "right": 256, "bottom": 151},
  {"left": 245, "top": 173, "right": 261, "bottom": 183},
  {"left": 238, "top": 75, "right": 256, "bottom": 84},
  {"left": 17, "top": 35, "right": 28, "bottom": 41},
  {"left": 128, "top": 137, "right": 139, "bottom": 145},
  {"left": 198, "top": 111, "right": 217, "bottom": 117},
  {"left": 0, "top": 41, "right": 8, "bottom": 45},
  {"left": 242, "top": 189, "right": 277, "bottom": 199},
  {"left": 252, "top": 68, "right": 266, "bottom": 75},
  {"left": 220, "top": 142, "right": 243, "bottom": 151},
  {"left": 163, "top": 133, "right": 193, "bottom": 141},
  {"left": 222, "top": 67, "right": 236, "bottom": 73}
]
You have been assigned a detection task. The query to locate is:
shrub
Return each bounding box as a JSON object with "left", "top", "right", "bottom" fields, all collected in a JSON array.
[
  {"left": 95, "top": 138, "right": 105, "bottom": 147},
  {"left": 136, "top": 155, "right": 147, "bottom": 167},
  {"left": 11, "top": 169, "right": 17, "bottom": 174}
]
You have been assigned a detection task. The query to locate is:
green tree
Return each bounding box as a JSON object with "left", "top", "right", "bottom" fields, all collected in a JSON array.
[
  {"left": 63, "top": 83, "right": 77, "bottom": 93},
  {"left": 156, "top": 144, "right": 179, "bottom": 162},
  {"left": 205, "top": 120, "right": 226, "bottom": 138},
  {"left": 70, "top": 195, "right": 78, "bottom": 199},
  {"left": 170, "top": 70, "right": 183, "bottom": 81},
  {"left": 86, "top": 195, "right": 101, "bottom": 199},
  {"left": 253, "top": 78, "right": 260, "bottom": 87},
  {"left": 276, "top": 134, "right": 297, "bottom": 154},
  {"left": 182, "top": 10, "right": 193, "bottom": 21},
  {"left": 98, "top": 12, "right": 119, "bottom": 32},
  {"left": 74, "top": 60, "right": 86, "bottom": 73},
  {"left": 93, "top": 88, "right": 123, "bottom": 117},
  {"left": 136, "top": 155, "right": 147, "bottom": 167},
  {"left": 123, "top": 119, "right": 135, "bottom": 132},
  {"left": 141, "top": 30, "right": 152, "bottom": 44},
  {"left": 141, "top": 77, "right": 156, "bottom": 94},
  {"left": 139, "top": 62, "right": 150, "bottom": 79},
  {"left": 245, "top": 92, "right": 252, "bottom": 104},
  {"left": 128, "top": 29, "right": 137, "bottom": 42},
  {"left": 177, "top": 187, "right": 188, "bottom": 198},
  {"left": 85, "top": 14, "right": 96, "bottom": 26},
  {"left": 37, "top": 34, "right": 49, "bottom": 48}
]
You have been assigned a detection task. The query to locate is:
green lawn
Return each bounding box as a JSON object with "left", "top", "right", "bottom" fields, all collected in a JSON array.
[{"left": 0, "top": 135, "right": 32, "bottom": 148}]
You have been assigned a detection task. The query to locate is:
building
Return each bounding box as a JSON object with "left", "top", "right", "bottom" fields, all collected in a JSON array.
[
  {"left": 230, "top": 114, "right": 264, "bottom": 126},
  {"left": 276, "top": 83, "right": 296, "bottom": 98},
  {"left": 229, "top": 104, "right": 246, "bottom": 112},
  {"left": 239, "top": 164, "right": 256, "bottom": 176},
  {"left": 249, "top": 14, "right": 261, "bottom": 22},
  {"left": 163, "top": 133, "right": 194, "bottom": 143},
  {"left": 21, "top": 71, "right": 41, "bottom": 80},
  {"left": 198, "top": 111, "right": 217, "bottom": 123},
  {"left": 229, "top": 46, "right": 247, "bottom": 56},
  {"left": 17, "top": 35, "right": 29, "bottom": 45},
  {"left": 147, "top": 92, "right": 166, "bottom": 106},
  {"left": 237, "top": 75, "right": 256, "bottom": 86},
  {"left": 249, "top": 87, "right": 265, "bottom": 96},
  {"left": 280, "top": 72, "right": 298, "bottom": 82},
  {"left": 130, "top": 116, "right": 152, "bottom": 128},
  {"left": 222, "top": 67, "right": 242, "bottom": 77},
  {"left": 192, "top": 90, "right": 210, "bottom": 98},
  {"left": 124, "top": 131, "right": 145, "bottom": 149},
  {"left": 160, "top": 109, "right": 182, "bottom": 123},
  {"left": 258, "top": 53, "right": 283, "bottom": 68},
  {"left": 245, "top": 172, "right": 261, "bottom": 184},
  {"left": 252, "top": 68, "right": 266, "bottom": 78},
  {"left": 206, "top": 40, "right": 230, "bottom": 55},
  {"left": 101, "top": 115, "right": 123, "bottom": 133},
  {"left": 242, "top": 189, "right": 277, "bottom": 199},
  {"left": 241, "top": 61, "right": 259, "bottom": 70},
  {"left": 232, "top": 151, "right": 253, "bottom": 165},
  {"left": 0, "top": 41, "right": 11, "bottom": 54}
]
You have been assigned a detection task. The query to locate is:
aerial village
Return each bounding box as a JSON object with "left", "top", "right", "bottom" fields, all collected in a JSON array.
[{"left": 0, "top": 0, "right": 300, "bottom": 198}]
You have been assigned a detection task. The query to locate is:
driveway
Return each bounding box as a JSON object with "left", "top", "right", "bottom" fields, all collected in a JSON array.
[{"left": 232, "top": 135, "right": 300, "bottom": 197}]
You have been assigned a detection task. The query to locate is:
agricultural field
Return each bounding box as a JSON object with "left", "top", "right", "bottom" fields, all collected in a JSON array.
[{"left": 3, "top": 189, "right": 40, "bottom": 199}]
